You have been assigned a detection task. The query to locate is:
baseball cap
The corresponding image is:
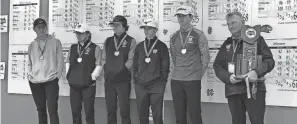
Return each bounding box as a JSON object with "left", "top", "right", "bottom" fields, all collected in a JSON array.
[
  {"left": 74, "top": 23, "right": 90, "bottom": 33},
  {"left": 174, "top": 5, "right": 193, "bottom": 16},
  {"left": 140, "top": 19, "right": 158, "bottom": 29},
  {"left": 33, "top": 18, "right": 47, "bottom": 28},
  {"left": 109, "top": 15, "right": 127, "bottom": 25}
]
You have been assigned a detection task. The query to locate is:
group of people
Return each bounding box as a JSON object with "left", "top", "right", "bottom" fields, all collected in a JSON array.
[{"left": 27, "top": 5, "right": 274, "bottom": 124}]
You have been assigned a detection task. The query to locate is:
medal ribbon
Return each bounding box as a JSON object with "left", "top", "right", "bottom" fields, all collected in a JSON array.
[
  {"left": 114, "top": 34, "right": 128, "bottom": 51},
  {"left": 231, "top": 40, "right": 240, "bottom": 62},
  {"left": 77, "top": 41, "right": 92, "bottom": 58},
  {"left": 144, "top": 38, "right": 158, "bottom": 57},
  {"left": 179, "top": 27, "right": 193, "bottom": 49},
  {"left": 37, "top": 39, "right": 48, "bottom": 57}
]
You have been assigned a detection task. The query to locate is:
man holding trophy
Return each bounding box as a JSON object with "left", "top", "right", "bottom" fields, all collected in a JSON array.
[{"left": 213, "top": 12, "right": 275, "bottom": 124}]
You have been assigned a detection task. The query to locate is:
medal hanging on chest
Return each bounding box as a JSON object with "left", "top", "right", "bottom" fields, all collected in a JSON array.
[
  {"left": 40, "top": 55, "right": 44, "bottom": 60},
  {"left": 77, "top": 57, "right": 82, "bottom": 63},
  {"left": 38, "top": 39, "right": 48, "bottom": 60},
  {"left": 114, "top": 34, "right": 127, "bottom": 57},
  {"left": 114, "top": 51, "right": 119, "bottom": 56},
  {"left": 144, "top": 38, "right": 158, "bottom": 63},
  {"left": 179, "top": 28, "right": 192, "bottom": 54},
  {"left": 77, "top": 42, "right": 92, "bottom": 63},
  {"left": 181, "top": 49, "right": 187, "bottom": 54},
  {"left": 145, "top": 57, "right": 151, "bottom": 63}
]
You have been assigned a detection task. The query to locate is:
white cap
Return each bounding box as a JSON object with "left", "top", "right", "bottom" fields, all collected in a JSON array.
[
  {"left": 74, "top": 23, "right": 90, "bottom": 33},
  {"left": 140, "top": 18, "right": 158, "bottom": 29},
  {"left": 175, "top": 5, "right": 193, "bottom": 16}
]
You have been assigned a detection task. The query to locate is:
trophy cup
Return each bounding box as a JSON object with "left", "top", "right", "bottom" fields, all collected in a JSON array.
[{"left": 234, "top": 24, "right": 272, "bottom": 99}]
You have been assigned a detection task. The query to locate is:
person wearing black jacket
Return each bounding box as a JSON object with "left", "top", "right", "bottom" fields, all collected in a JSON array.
[
  {"left": 66, "top": 23, "right": 102, "bottom": 124},
  {"left": 132, "top": 19, "right": 170, "bottom": 124},
  {"left": 101, "top": 15, "right": 137, "bottom": 124},
  {"left": 213, "top": 12, "right": 275, "bottom": 124}
]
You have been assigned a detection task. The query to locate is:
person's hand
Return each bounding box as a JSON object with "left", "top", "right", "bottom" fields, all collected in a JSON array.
[
  {"left": 91, "top": 73, "right": 99, "bottom": 81},
  {"left": 247, "top": 70, "right": 258, "bottom": 82},
  {"left": 230, "top": 74, "right": 241, "bottom": 84},
  {"left": 91, "top": 66, "right": 102, "bottom": 81}
]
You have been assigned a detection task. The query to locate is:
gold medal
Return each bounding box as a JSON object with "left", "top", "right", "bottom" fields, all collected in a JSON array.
[
  {"left": 40, "top": 55, "right": 44, "bottom": 60},
  {"left": 114, "top": 34, "right": 127, "bottom": 57},
  {"left": 114, "top": 51, "right": 119, "bottom": 56},
  {"left": 37, "top": 38, "right": 48, "bottom": 61},
  {"left": 181, "top": 49, "right": 187, "bottom": 54},
  {"left": 179, "top": 28, "right": 192, "bottom": 55},
  {"left": 77, "top": 57, "right": 82, "bottom": 63},
  {"left": 145, "top": 57, "right": 151, "bottom": 63},
  {"left": 144, "top": 38, "right": 158, "bottom": 64},
  {"left": 77, "top": 42, "right": 92, "bottom": 62}
]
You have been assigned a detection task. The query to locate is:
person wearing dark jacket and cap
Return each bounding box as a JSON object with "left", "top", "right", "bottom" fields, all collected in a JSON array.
[
  {"left": 101, "top": 15, "right": 137, "bottom": 124},
  {"left": 132, "top": 18, "right": 170, "bottom": 124},
  {"left": 66, "top": 23, "right": 102, "bottom": 124},
  {"left": 213, "top": 12, "right": 275, "bottom": 124}
]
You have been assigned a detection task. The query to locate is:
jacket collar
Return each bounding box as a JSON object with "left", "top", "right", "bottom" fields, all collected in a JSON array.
[
  {"left": 145, "top": 36, "right": 157, "bottom": 44},
  {"left": 114, "top": 32, "right": 127, "bottom": 40}
]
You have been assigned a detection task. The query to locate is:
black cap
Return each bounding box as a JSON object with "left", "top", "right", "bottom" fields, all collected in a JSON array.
[
  {"left": 33, "top": 18, "right": 47, "bottom": 28},
  {"left": 109, "top": 15, "right": 127, "bottom": 25}
]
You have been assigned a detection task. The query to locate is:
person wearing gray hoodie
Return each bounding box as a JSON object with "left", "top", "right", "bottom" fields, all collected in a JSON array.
[{"left": 27, "top": 18, "right": 64, "bottom": 124}]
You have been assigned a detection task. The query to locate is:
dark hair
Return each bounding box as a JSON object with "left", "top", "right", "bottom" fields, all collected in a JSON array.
[
  {"left": 33, "top": 18, "right": 47, "bottom": 28},
  {"left": 123, "top": 24, "right": 129, "bottom": 31},
  {"left": 225, "top": 12, "right": 245, "bottom": 24},
  {"left": 86, "top": 31, "right": 92, "bottom": 39}
]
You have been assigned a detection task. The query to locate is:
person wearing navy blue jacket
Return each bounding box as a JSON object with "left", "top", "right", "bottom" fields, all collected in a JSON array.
[
  {"left": 101, "top": 15, "right": 137, "bottom": 124},
  {"left": 66, "top": 23, "right": 102, "bottom": 124},
  {"left": 132, "top": 19, "right": 170, "bottom": 124}
]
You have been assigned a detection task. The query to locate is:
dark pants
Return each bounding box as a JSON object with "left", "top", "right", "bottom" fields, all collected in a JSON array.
[
  {"left": 70, "top": 85, "right": 96, "bottom": 124},
  {"left": 29, "top": 78, "right": 60, "bottom": 124},
  {"left": 227, "top": 91, "right": 266, "bottom": 124},
  {"left": 135, "top": 84, "right": 164, "bottom": 124},
  {"left": 171, "top": 80, "right": 203, "bottom": 124},
  {"left": 105, "top": 82, "right": 131, "bottom": 124}
]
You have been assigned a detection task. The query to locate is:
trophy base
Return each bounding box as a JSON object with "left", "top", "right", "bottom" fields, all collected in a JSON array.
[{"left": 234, "top": 75, "right": 266, "bottom": 82}]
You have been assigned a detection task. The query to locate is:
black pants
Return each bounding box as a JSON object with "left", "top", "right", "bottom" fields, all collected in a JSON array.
[
  {"left": 105, "top": 82, "right": 131, "bottom": 124},
  {"left": 171, "top": 80, "right": 203, "bottom": 124},
  {"left": 29, "top": 78, "right": 60, "bottom": 124},
  {"left": 135, "top": 84, "right": 164, "bottom": 124},
  {"left": 227, "top": 91, "right": 266, "bottom": 124},
  {"left": 70, "top": 85, "right": 96, "bottom": 124}
]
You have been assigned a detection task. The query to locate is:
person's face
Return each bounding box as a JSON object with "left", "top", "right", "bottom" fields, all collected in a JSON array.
[
  {"left": 227, "top": 15, "right": 244, "bottom": 35},
  {"left": 111, "top": 22, "right": 126, "bottom": 35},
  {"left": 176, "top": 14, "right": 192, "bottom": 26},
  {"left": 34, "top": 24, "right": 47, "bottom": 36},
  {"left": 143, "top": 26, "right": 157, "bottom": 38},
  {"left": 75, "top": 32, "right": 89, "bottom": 42}
]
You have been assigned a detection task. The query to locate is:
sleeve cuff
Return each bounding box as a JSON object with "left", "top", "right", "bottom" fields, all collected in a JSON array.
[{"left": 226, "top": 73, "right": 232, "bottom": 84}]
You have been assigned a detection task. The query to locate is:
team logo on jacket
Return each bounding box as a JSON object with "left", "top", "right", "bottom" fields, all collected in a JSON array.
[
  {"left": 153, "top": 49, "right": 158, "bottom": 53},
  {"left": 84, "top": 48, "right": 91, "bottom": 55},
  {"left": 122, "top": 40, "right": 127, "bottom": 47},
  {"left": 187, "top": 36, "right": 194, "bottom": 43}
]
